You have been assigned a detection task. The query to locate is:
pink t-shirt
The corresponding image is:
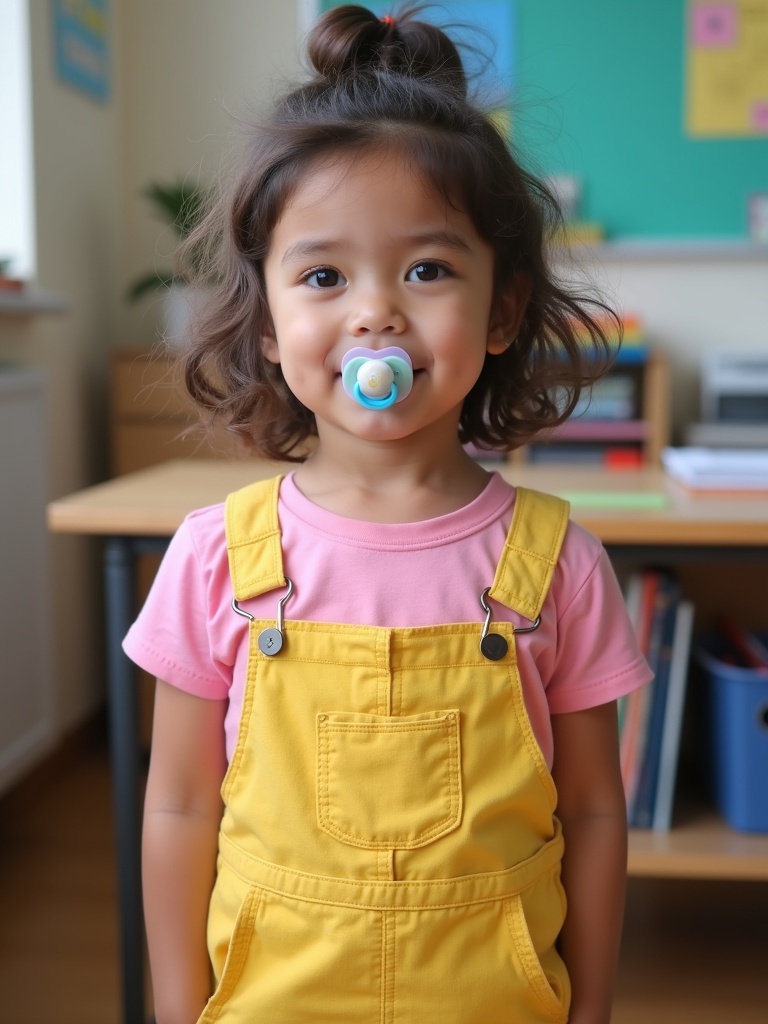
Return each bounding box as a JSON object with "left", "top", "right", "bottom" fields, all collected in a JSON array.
[{"left": 124, "top": 472, "right": 651, "bottom": 768}]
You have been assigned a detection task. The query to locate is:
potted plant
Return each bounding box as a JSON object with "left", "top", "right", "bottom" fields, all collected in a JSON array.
[{"left": 127, "top": 180, "right": 212, "bottom": 342}]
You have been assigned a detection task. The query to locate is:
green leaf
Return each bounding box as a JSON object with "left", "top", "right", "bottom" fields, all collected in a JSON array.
[
  {"left": 126, "top": 270, "right": 175, "bottom": 302},
  {"left": 142, "top": 180, "right": 209, "bottom": 239}
]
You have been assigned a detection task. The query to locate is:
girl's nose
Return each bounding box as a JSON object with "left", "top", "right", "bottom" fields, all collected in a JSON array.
[{"left": 347, "top": 292, "right": 406, "bottom": 336}]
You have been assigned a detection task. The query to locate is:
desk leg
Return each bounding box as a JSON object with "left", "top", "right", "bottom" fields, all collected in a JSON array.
[{"left": 104, "top": 538, "right": 145, "bottom": 1024}]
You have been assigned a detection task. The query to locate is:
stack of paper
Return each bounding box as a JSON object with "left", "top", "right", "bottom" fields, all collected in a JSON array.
[{"left": 662, "top": 447, "right": 768, "bottom": 490}]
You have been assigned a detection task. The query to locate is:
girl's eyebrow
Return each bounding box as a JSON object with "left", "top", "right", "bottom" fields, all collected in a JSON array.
[
  {"left": 408, "top": 230, "right": 473, "bottom": 254},
  {"left": 279, "top": 230, "right": 473, "bottom": 266},
  {"left": 280, "top": 238, "right": 343, "bottom": 266}
]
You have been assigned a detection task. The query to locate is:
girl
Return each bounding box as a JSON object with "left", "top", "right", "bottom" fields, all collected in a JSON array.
[{"left": 126, "top": 6, "right": 652, "bottom": 1023}]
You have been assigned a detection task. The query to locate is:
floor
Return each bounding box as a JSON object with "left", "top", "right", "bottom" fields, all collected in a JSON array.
[
  {"left": 0, "top": 729, "right": 121, "bottom": 1024},
  {"left": 1, "top": 727, "right": 766, "bottom": 1024}
]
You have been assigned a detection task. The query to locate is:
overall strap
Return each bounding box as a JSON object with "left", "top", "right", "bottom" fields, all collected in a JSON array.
[
  {"left": 225, "top": 476, "right": 286, "bottom": 601},
  {"left": 488, "top": 487, "right": 570, "bottom": 622}
]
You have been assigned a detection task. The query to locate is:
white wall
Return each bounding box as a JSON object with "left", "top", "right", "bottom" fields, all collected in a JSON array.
[
  {"left": 0, "top": 1, "right": 302, "bottom": 739},
  {"left": 568, "top": 255, "right": 768, "bottom": 440},
  {"left": 118, "top": 0, "right": 301, "bottom": 349},
  {"left": 0, "top": 0, "right": 126, "bottom": 734}
]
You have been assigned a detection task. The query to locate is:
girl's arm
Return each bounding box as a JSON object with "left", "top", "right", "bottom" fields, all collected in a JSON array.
[
  {"left": 143, "top": 679, "right": 227, "bottom": 1024},
  {"left": 550, "top": 700, "right": 627, "bottom": 1024}
]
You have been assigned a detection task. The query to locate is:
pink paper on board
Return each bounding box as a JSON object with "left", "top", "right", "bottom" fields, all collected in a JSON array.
[
  {"left": 751, "top": 102, "right": 768, "bottom": 133},
  {"left": 691, "top": 2, "right": 737, "bottom": 47}
]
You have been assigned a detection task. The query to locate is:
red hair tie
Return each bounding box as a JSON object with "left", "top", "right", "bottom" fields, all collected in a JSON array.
[{"left": 380, "top": 15, "right": 396, "bottom": 27}]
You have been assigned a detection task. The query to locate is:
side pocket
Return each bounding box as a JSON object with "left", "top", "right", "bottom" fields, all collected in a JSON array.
[
  {"left": 317, "top": 709, "right": 463, "bottom": 849},
  {"left": 197, "top": 886, "right": 262, "bottom": 1023},
  {"left": 504, "top": 894, "right": 569, "bottom": 1022}
]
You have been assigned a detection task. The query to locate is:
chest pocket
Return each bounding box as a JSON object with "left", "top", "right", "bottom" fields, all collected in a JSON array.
[{"left": 316, "top": 709, "right": 463, "bottom": 850}]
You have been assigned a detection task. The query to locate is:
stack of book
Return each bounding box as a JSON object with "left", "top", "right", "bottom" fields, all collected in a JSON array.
[
  {"left": 619, "top": 570, "right": 695, "bottom": 831},
  {"left": 662, "top": 447, "right": 768, "bottom": 492}
]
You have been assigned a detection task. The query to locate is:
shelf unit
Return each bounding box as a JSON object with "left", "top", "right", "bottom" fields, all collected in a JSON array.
[
  {"left": 628, "top": 813, "right": 768, "bottom": 882},
  {"left": 511, "top": 349, "right": 670, "bottom": 468},
  {"left": 0, "top": 287, "right": 69, "bottom": 315}
]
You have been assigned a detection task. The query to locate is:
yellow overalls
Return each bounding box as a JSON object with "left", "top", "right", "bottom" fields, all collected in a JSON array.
[{"left": 199, "top": 477, "right": 572, "bottom": 1024}]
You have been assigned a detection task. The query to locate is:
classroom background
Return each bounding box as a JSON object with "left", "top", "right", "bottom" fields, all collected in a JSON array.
[
  {"left": 1, "top": 2, "right": 767, "bottom": 1022},
  {"left": 1, "top": 0, "right": 766, "bottom": 739}
]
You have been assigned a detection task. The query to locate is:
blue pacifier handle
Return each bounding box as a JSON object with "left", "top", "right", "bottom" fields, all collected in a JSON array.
[
  {"left": 352, "top": 381, "right": 398, "bottom": 409},
  {"left": 341, "top": 346, "right": 414, "bottom": 410}
]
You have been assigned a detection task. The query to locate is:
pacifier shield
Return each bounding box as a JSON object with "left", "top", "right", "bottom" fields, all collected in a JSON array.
[{"left": 341, "top": 346, "right": 414, "bottom": 409}]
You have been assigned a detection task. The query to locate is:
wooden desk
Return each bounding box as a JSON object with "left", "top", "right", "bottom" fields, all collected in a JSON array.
[
  {"left": 48, "top": 460, "right": 768, "bottom": 1024},
  {"left": 49, "top": 458, "right": 768, "bottom": 545}
]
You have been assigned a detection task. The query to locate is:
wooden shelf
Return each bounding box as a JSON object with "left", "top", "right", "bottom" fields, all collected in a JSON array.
[
  {"left": 511, "top": 351, "right": 670, "bottom": 467},
  {"left": 615, "top": 876, "right": 768, "bottom": 1023},
  {"left": 548, "top": 419, "right": 649, "bottom": 442},
  {"left": 565, "top": 239, "right": 768, "bottom": 262},
  {"left": 628, "top": 812, "right": 768, "bottom": 881}
]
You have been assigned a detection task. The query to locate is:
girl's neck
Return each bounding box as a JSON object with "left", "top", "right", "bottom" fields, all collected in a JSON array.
[{"left": 292, "top": 429, "right": 492, "bottom": 524}]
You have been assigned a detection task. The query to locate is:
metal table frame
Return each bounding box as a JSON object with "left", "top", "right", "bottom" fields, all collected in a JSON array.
[{"left": 104, "top": 535, "right": 169, "bottom": 1024}]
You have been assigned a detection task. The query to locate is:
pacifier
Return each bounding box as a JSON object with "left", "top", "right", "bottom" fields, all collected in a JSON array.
[{"left": 340, "top": 346, "right": 414, "bottom": 410}]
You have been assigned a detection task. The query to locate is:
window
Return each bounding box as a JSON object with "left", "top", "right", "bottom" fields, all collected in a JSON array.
[{"left": 0, "top": 0, "right": 36, "bottom": 280}]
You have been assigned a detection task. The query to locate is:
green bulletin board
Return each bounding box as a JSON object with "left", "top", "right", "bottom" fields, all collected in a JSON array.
[{"left": 317, "top": 1, "right": 768, "bottom": 239}]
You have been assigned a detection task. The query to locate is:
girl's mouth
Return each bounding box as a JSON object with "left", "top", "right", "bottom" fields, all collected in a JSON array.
[{"left": 340, "top": 347, "right": 415, "bottom": 410}]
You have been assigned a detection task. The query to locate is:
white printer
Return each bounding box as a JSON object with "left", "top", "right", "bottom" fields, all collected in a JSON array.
[{"left": 686, "top": 351, "right": 768, "bottom": 447}]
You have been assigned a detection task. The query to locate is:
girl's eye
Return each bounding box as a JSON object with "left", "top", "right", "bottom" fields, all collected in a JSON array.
[
  {"left": 407, "top": 262, "right": 447, "bottom": 283},
  {"left": 304, "top": 267, "right": 345, "bottom": 288}
]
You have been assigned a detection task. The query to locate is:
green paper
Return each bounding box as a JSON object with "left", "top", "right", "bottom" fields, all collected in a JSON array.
[{"left": 562, "top": 491, "right": 668, "bottom": 510}]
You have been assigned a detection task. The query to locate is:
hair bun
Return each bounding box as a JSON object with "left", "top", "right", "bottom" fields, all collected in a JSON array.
[{"left": 306, "top": 3, "right": 467, "bottom": 96}]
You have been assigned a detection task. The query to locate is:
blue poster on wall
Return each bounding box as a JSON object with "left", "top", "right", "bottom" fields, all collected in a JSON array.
[{"left": 53, "top": 0, "right": 111, "bottom": 103}]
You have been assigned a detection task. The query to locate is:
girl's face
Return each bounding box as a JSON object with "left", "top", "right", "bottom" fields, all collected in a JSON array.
[{"left": 262, "top": 148, "right": 507, "bottom": 450}]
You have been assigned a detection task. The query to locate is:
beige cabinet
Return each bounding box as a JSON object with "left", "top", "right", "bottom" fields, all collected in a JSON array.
[{"left": 111, "top": 348, "right": 247, "bottom": 475}]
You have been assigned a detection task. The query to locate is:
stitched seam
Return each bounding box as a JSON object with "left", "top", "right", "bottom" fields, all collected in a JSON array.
[
  {"left": 215, "top": 868, "right": 553, "bottom": 911},
  {"left": 505, "top": 896, "right": 562, "bottom": 1016},
  {"left": 551, "top": 542, "right": 602, "bottom": 627},
  {"left": 379, "top": 913, "right": 386, "bottom": 1024},
  {"left": 283, "top": 481, "right": 514, "bottom": 550},
  {"left": 493, "top": 489, "right": 569, "bottom": 615},
  {"left": 316, "top": 715, "right": 461, "bottom": 848},
  {"left": 124, "top": 635, "right": 226, "bottom": 689},
  {"left": 376, "top": 631, "right": 388, "bottom": 716},
  {"left": 226, "top": 477, "right": 284, "bottom": 598},
  {"left": 228, "top": 528, "right": 281, "bottom": 550},
  {"left": 385, "top": 912, "right": 396, "bottom": 1024},
  {"left": 219, "top": 833, "right": 563, "bottom": 896},
  {"left": 504, "top": 655, "right": 558, "bottom": 808},
  {"left": 222, "top": 625, "right": 259, "bottom": 803},
  {"left": 202, "top": 886, "right": 262, "bottom": 1021}
]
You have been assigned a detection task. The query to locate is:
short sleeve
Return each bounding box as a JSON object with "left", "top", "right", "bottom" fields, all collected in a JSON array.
[
  {"left": 546, "top": 545, "right": 653, "bottom": 714},
  {"left": 122, "top": 514, "right": 231, "bottom": 700}
]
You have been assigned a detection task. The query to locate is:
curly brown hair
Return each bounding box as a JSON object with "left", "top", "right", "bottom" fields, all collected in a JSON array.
[{"left": 179, "top": 3, "right": 618, "bottom": 461}]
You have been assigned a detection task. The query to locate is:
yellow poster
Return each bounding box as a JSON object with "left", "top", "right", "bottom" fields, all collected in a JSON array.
[{"left": 686, "top": 0, "right": 768, "bottom": 136}]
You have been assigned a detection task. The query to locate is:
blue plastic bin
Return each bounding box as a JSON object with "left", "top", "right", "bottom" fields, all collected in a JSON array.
[{"left": 696, "top": 637, "right": 768, "bottom": 833}]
